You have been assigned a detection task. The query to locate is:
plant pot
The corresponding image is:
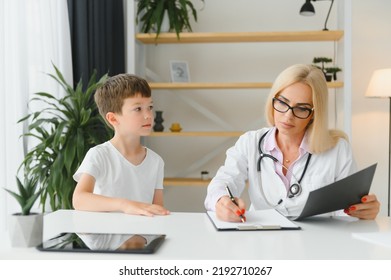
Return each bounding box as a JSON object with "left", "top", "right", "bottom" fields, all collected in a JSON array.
[
  {"left": 8, "top": 212, "right": 43, "bottom": 247},
  {"left": 152, "top": 10, "right": 170, "bottom": 33},
  {"left": 325, "top": 73, "right": 332, "bottom": 82}
]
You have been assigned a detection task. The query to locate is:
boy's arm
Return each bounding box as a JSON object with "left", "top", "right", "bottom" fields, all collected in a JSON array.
[
  {"left": 152, "top": 189, "right": 164, "bottom": 206},
  {"left": 72, "top": 173, "right": 125, "bottom": 212},
  {"left": 72, "top": 173, "right": 170, "bottom": 216}
]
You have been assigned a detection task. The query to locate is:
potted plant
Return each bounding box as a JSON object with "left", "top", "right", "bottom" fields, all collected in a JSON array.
[
  {"left": 325, "top": 66, "right": 342, "bottom": 81},
  {"left": 136, "top": 0, "right": 204, "bottom": 39},
  {"left": 312, "top": 57, "right": 332, "bottom": 72},
  {"left": 19, "top": 64, "right": 111, "bottom": 212},
  {"left": 4, "top": 175, "right": 43, "bottom": 247},
  {"left": 312, "top": 57, "right": 342, "bottom": 82}
]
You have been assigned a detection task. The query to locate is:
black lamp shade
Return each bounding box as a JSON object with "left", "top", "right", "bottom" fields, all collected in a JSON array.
[{"left": 300, "top": 0, "right": 315, "bottom": 16}]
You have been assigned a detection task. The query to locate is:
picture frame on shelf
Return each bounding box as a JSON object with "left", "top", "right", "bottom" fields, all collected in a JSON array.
[{"left": 170, "top": 60, "right": 190, "bottom": 83}]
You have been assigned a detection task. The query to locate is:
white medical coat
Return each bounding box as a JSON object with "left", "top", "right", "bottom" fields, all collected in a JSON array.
[{"left": 204, "top": 127, "right": 357, "bottom": 217}]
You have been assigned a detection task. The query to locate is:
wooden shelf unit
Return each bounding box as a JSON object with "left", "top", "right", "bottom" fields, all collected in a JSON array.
[
  {"left": 149, "top": 131, "right": 243, "bottom": 137},
  {"left": 163, "top": 177, "right": 211, "bottom": 187},
  {"left": 138, "top": 30, "right": 344, "bottom": 187},
  {"left": 136, "top": 30, "right": 344, "bottom": 44},
  {"left": 149, "top": 81, "right": 343, "bottom": 90}
]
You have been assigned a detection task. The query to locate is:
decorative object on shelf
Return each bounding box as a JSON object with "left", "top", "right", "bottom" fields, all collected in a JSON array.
[
  {"left": 325, "top": 66, "right": 342, "bottom": 81},
  {"left": 365, "top": 68, "right": 391, "bottom": 217},
  {"left": 312, "top": 57, "right": 342, "bottom": 81},
  {"left": 201, "top": 171, "right": 209, "bottom": 180},
  {"left": 18, "top": 63, "right": 110, "bottom": 211},
  {"left": 169, "top": 122, "right": 182, "bottom": 132},
  {"left": 4, "top": 176, "right": 43, "bottom": 247},
  {"left": 299, "top": 0, "right": 335, "bottom": 31},
  {"left": 153, "top": 110, "right": 165, "bottom": 132},
  {"left": 170, "top": 60, "right": 190, "bottom": 83},
  {"left": 136, "top": 0, "right": 205, "bottom": 39}
]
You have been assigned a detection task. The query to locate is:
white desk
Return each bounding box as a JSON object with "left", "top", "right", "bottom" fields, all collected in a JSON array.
[{"left": 1, "top": 210, "right": 391, "bottom": 260}]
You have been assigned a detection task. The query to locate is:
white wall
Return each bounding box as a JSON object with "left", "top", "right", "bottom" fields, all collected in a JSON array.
[{"left": 351, "top": 1, "right": 391, "bottom": 216}]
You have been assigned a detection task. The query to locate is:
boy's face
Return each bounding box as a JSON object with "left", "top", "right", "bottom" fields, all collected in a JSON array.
[{"left": 109, "top": 95, "right": 154, "bottom": 137}]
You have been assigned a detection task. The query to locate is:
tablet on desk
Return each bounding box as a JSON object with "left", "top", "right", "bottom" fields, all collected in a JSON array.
[{"left": 36, "top": 232, "right": 166, "bottom": 254}]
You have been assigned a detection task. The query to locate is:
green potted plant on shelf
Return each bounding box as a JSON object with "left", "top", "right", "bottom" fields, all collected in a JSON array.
[
  {"left": 3, "top": 174, "right": 43, "bottom": 247},
  {"left": 136, "top": 0, "right": 204, "bottom": 39},
  {"left": 325, "top": 66, "right": 342, "bottom": 81},
  {"left": 312, "top": 57, "right": 332, "bottom": 73},
  {"left": 312, "top": 57, "right": 342, "bottom": 82},
  {"left": 19, "top": 64, "right": 111, "bottom": 212}
]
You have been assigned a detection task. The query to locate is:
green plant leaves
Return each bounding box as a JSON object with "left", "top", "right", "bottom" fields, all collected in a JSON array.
[
  {"left": 4, "top": 176, "right": 41, "bottom": 215},
  {"left": 136, "top": 0, "right": 201, "bottom": 39},
  {"left": 18, "top": 63, "right": 111, "bottom": 211}
]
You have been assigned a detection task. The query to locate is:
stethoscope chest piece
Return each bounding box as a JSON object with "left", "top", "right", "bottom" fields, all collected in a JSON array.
[{"left": 288, "top": 183, "right": 301, "bottom": 198}]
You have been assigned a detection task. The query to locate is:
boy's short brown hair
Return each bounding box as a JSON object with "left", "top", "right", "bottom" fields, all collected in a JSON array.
[{"left": 94, "top": 74, "right": 151, "bottom": 127}]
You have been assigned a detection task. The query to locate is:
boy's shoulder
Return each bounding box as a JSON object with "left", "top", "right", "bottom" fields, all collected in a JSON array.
[
  {"left": 146, "top": 147, "right": 164, "bottom": 162},
  {"left": 86, "top": 142, "right": 112, "bottom": 156},
  {"left": 90, "top": 141, "right": 111, "bottom": 151}
]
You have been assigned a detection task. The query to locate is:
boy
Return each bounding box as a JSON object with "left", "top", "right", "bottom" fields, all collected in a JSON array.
[{"left": 72, "top": 74, "right": 170, "bottom": 217}]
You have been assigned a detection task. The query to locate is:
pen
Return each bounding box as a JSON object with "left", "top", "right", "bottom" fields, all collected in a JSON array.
[{"left": 225, "top": 186, "right": 245, "bottom": 223}]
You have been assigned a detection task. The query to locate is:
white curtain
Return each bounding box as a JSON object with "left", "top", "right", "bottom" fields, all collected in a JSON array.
[{"left": 0, "top": 0, "right": 73, "bottom": 232}]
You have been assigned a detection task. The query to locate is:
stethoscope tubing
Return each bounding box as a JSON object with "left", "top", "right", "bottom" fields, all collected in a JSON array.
[{"left": 257, "top": 130, "right": 312, "bottom": 202}]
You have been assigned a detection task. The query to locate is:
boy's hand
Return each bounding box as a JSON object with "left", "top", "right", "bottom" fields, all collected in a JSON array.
[{"left": 122, "top": 201, "right": 170, "bottom": 216}]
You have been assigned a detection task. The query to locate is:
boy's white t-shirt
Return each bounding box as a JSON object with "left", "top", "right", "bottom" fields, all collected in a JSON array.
[{"left": 73, "top": 141, "right": 164, "bottom": 203}]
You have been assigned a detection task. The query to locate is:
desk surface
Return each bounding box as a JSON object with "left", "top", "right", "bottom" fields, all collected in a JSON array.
[{"left": 1, "top": 210, "right": 391, "bottom": 260}]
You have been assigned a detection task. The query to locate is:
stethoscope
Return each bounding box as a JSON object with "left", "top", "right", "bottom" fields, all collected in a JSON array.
[{"left": 257, "top": 131, "right": 312, "bottom": 201}]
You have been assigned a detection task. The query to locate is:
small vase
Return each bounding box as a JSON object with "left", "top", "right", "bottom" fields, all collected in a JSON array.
[
  {"left": 153, "top": 10, "right": 170, "bottom": 33},
  {"left": 161, "top": 10, "right": 170, "bottom": 32},
  {"left": 8, "top": 213, "right": 43, "bottom": 247},
  {"left": 153, "top": 111, "right": 164, "bottom": 132}
]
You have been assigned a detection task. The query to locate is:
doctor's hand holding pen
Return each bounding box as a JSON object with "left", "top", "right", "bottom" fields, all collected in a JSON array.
[
  {"left": 215, "top": 186, "right": 247, "bottom": 223},
  {"left": 216, "top": 196, "right": 247, "bottom": 223}
]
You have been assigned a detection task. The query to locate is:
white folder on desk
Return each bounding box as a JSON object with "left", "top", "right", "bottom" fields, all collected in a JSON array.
[{"left": 207, "top": 209, "right": 300, "bottom": 231}]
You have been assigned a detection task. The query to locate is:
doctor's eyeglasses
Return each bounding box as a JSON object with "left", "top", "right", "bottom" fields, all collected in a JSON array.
[{"left": 272, "top": 98, "right": 314, "bottom": 119}]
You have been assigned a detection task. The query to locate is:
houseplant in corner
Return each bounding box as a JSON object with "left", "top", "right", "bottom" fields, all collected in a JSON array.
[
  {"left": 136, "top": 0, "right": 204, "bottom": 39},
  {"left": 19, "top": 64, "right": 111, "bottom": 212},
  {"left": 4, "top": 175, "right": 43, "bottom": 247}
]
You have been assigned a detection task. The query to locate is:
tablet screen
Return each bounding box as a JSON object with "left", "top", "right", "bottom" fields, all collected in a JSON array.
[{"left": 36, "top": 232, "right": 165, "bottom": 254}]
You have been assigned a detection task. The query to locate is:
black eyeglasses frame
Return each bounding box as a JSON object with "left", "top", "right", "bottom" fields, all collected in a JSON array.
[{"left": 272, "top": 97, "right": 314, "bottom": 119}]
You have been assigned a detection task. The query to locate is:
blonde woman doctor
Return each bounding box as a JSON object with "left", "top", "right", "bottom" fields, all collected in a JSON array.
[{"left": 204, "top": 64, "right": 380, "bottom": 222}]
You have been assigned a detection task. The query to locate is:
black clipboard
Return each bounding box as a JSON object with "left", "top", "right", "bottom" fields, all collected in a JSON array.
[
  {"left": 36, "top": 232, "right": 166, "bottom": 254},
  {"left": 293, "top": 163, "right": 377, "bottom": 221},
  {"left": 207, "top": 209, "right": 301, "bottom": 231}
]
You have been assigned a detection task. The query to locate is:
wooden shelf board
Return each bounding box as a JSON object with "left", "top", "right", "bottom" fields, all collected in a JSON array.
[
  {"left": 149, "top": 81, "right": 343, "bottom": 90},
  {"left": 164, "top": 177, "right": 210, "bottom": 187},
  {"left": 149, "top": 131, "right": 243, "bottom": 137},
  {"left": 150, "top": 82, "right": 273, "bottom": 89},
  {"left": 136, "top": 30, "right": 344, "bottom": 44}
]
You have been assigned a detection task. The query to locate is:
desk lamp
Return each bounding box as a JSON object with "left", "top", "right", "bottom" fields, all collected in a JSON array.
[
  {"left": 299, "top": 0, "right": 335, "bottom": 31},
  {"left": 366, "top": 68, "right": 391, "bottom": 216}
]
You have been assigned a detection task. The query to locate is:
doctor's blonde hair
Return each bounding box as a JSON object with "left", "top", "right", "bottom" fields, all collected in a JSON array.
[{"left": 265, "top": 64, "right": 347, "bottom": 154}]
